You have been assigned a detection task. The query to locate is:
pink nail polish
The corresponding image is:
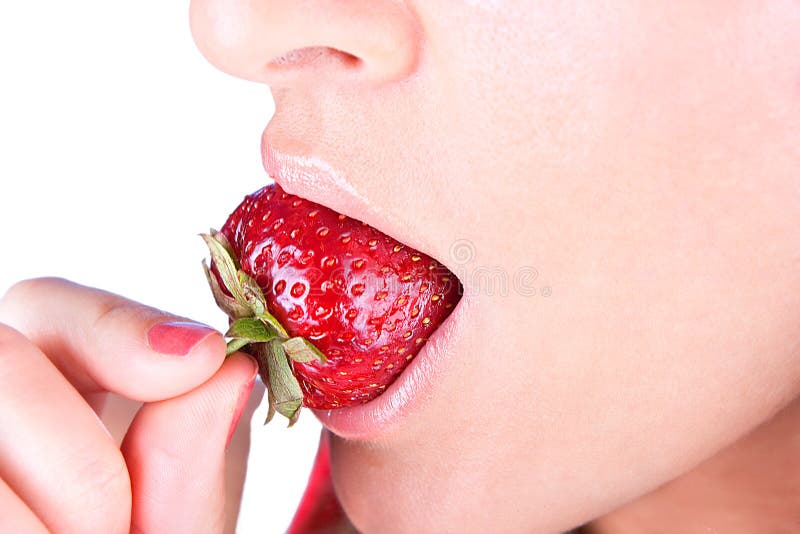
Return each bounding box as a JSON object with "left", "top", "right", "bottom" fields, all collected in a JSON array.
[
  {"left": 227, "top": 363, "right": 258, "bottom": 447},
  {"left": 147, "top": 321, "right": 217, "bottom": 356}
]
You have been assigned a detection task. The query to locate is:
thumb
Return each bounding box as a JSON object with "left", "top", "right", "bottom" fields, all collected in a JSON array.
[{"left": 121, "top": 352, "right": 258, "bottom": 534}]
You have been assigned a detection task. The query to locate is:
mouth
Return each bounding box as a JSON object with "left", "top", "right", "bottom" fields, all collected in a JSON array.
[
  {"left": 261, "top": 129, "right": 468, "bottom": 440},
  {"left": 261, "top": 134, "right": 439, "bottom": 272}
]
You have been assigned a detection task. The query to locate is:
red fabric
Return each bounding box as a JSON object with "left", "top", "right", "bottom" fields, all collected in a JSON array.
[{"left": 287, "top": 431, "right": 357, "bottom": 534}]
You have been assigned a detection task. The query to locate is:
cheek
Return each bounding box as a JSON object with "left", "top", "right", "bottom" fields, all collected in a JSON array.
[{"left": 328, "top": 1, "right": 800, "bottom": 531}]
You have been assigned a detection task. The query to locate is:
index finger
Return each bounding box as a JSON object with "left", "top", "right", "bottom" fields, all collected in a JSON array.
[{"left": 0, "top": 277, "right": 225, "bottom": 402}]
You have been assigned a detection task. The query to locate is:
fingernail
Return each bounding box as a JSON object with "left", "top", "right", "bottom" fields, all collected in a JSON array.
[
  {"left": 147, "top": 321, "right": 217, "bottom": 356},
  {"left": 227, "top": 358, "right": 258, "bottom": 447}
]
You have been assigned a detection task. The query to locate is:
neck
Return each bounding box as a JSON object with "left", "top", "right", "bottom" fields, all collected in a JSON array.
[{"left": 583, "top": 395, "right": 800, "bottom": 533}]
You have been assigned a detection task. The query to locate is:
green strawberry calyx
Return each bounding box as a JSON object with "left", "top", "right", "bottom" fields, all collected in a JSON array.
[{"left": 200, "top": 229, "right": 326, "bottom": 426}]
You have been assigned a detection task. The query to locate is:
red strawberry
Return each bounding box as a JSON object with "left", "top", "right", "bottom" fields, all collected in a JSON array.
[{"left": 202, "top": 183, "right": 461, "bottom": 424}]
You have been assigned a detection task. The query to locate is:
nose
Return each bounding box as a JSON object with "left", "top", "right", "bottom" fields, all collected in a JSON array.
[{"left": 189, "top": 0, "right": 421, "bottom": 87}]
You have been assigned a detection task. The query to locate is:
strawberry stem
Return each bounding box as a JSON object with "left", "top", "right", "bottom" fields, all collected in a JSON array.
[
  {"left": 264, "top": 339, "right": 304, "bottom": 426},
  {"left": 201, "top": 229, "right": 323, "bottom": 425},
  {"left": 226, "top": 338, "right": 250, "bottom": 355},
  {"left": 282, "top": 337, "right": 327, "bottom": 364}
]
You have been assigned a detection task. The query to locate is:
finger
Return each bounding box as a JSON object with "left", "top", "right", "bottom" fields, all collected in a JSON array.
[
  {"left": 0, "top": 277, "right": 225, "bottom": 401},
  {"left": 0, "top": 324, "right": 131, "bottom": 534},
  {"left": 0, "top": 478, "right": 49, "bottom": 534},
  {"left": 121, "top": 352, "right": 258, "bottom": 534}
]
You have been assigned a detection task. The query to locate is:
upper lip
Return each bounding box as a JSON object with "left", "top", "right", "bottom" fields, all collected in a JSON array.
[
  {"left": 260, "top": 123, "right": 467, "bottom": 439},
  {"left": 261, "top": 127, "right": 440, "bottom": 269},
  {"left": 261, "top": 134, "right": 370, "bottom": 225}
]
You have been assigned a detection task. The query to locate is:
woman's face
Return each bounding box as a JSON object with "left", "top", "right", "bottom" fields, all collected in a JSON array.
[{"left": 190, "top": 1, "right": 800, "bottom": 531}]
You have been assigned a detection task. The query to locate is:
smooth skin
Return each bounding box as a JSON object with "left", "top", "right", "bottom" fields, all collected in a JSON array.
[
  {"left": 0, "top": 278, "right": 257, "bottom": 533},
  {"left": 189, "top": 0, "right": 800, "bottom": 532},
  {"left": 3, "top": 1, "right": 800, "bottom": 533}
]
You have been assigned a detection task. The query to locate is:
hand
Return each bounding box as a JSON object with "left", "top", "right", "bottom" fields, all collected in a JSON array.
[{"left": 0, "top": 278, "right": 257, "bottom": 534}]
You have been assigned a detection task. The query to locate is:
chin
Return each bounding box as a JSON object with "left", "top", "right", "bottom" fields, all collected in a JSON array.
[{"left": 328, "top": 436, "right": 439, "bottom": 534}]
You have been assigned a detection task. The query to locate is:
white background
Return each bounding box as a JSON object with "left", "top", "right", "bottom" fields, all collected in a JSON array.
[{"left": 0, "top": 2, "right": 322, "bottom": 532}]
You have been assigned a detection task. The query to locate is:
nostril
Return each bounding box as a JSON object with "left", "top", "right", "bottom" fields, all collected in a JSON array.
[
  {"left": 189, "top": 0, "right": 420, "bottom": 86},
  {"left": 267, "top": 46, "right": 362, "bottom": 71}
]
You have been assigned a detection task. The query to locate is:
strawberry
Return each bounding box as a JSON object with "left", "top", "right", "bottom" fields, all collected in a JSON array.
[{"left": 202, "top": 183, "right": 461, "bottom": 424}]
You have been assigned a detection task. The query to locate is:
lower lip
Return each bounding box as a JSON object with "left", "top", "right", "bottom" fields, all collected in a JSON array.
[{"left": 312, "top": 292, "right": 472, "bottom": 440}]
